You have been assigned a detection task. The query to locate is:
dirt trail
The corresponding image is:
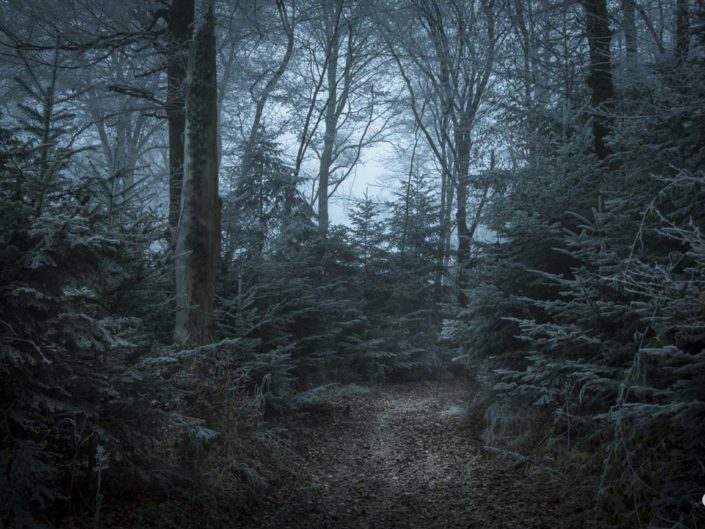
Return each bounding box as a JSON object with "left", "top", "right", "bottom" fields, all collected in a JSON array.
[{"left": 247, "top": 382, "right": 561, "bottom": 529}]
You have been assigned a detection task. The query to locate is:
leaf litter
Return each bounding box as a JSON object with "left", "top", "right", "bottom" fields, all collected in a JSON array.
[{"left": 242, "top": 381, "right": 563, "bottom": 529}]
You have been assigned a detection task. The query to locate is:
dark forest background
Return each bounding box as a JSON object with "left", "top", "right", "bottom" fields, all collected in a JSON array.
[{"left": 0, "top": 0, "right": 703, "bottom": 527}]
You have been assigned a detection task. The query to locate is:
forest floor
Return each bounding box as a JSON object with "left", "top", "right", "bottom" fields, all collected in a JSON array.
[{"left": 240, "top": 381, "right": 563, "bottom": 529}]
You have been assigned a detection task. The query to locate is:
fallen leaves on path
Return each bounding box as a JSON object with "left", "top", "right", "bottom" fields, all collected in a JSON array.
[{"left": 243, "top": 381, "right": 564, "bottom": 529}]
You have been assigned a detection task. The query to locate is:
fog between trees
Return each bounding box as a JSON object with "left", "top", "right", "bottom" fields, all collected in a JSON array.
[{"left": 0, "top": 0, "right": 703, "bottom": 527}]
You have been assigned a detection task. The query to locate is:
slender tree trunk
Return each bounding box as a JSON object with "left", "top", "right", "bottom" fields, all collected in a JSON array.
[
  {"left": 437, "top": 159, "right": 454, "bottom": 288},
  {"left": 442, "top": 176, "right": 454, "bottom": 279},
  {"left": 622, "top": 0, "right": 638, "bottom": 74},
  {"left": 581, "top": 0, "right": 615, "bottom": 160},
  {"left": 174, "top": 7, "right": 220, "bottom": 346},
  {"left": 676, "top": 0, "right": 690, "bottom": 60},
  {"left": 468, "top": 151, "right": 494, "bottom": 242},
  {"left": 35, "top": 42, "right": 60, "bottom": 217},
  {"left": 318, "top": 24, "right": 340, "bottom": 239},
  {"left": 401, "top": 134, "right": 419, "bottom": 258},
  {"left": 167, "top": 0, "right": 194, "bottom": 237},
  {"left": 455, "top": 136, "right": 472, "bottom": 307},
  {"left": 437, "top": 166, "right": 448, "bottom": 274}
]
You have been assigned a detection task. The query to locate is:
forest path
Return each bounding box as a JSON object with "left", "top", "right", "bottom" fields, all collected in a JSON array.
[{"left": 246, "top": 381, "right": 561, "bottom": 529}]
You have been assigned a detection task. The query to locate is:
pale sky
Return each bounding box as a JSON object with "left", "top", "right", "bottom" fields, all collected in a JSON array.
[{"left": 328, "top": 144, "right": 394, "bottom": 225}]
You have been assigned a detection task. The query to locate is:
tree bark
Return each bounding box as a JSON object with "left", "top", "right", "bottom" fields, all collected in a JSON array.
[
  {"left": 455, "top": 137, "right": 472, "bottom": 308},
  {"left": 581, "top": 0, "right": 615, "bottom": 160},
  {"left": 167, "top": 0, "right": 194, "bottom": 237},
  {"left": 401, "top": 133, "right": 419, "bottom": 258},
  {"left": 317, "top": 4, "right": 346, "bottom": 238},
  {"left": 318, "top": 43, "right": 337, "bottom": 238},
  {"left": 676, "top": 0, "right": 690, "bottom": 60},
  {"left": 621, "top": 0, "right": 638, "bottom": 74},
  {"left": 174, "top": 6, "right": 220, "bottom": 346}
]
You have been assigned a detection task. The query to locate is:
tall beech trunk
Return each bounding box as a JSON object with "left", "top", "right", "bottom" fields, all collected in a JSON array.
[
  {"left": 174, "top": 7, "right": 220, "bottom": 346},
  {"left": 581, "top": 0, "right": 615, "bottom": 160},
  {"left": 676, "top": 0, "right": 690, "bottom": 60},
  {"left": 318, "top": 42, "right": 338, "bottom": 238},
  {"left": 167, "top": 0, "right": 194, "bottom": 236},
  {"left": 622, "top": 0, "right": 638, "bottom": 74},
  {"left": 317, "top": 4, "right": 347, "bottom": 239},
  {"left": 455, "top": 137, "right": 472, "bottom": 307}
]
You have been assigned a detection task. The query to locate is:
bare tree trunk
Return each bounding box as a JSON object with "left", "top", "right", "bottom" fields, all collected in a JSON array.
[
  {"left": 167, "top": 0, "right": 194, "bottom": 237},
  {"left": 622, "top": 0, "right": 638, "bottom": 74},
  {"left": 676, "top": 0, "right": 690, "bottom": 60},
  {"left": 318, "top": 45, "right": 337, "bottom": 238},
  {"left": 400, "top": 134, "right": 418, "bottom": 258},
  {"left": 581, "top": 0, "right": 615, "bottom": 160},
  {"left": 35, "top": 43, "right": 60, "bottom": 217},
  {"left": 468, "top": 151, "right": 494, "bottom": 242},
  {"left": 455, "top": 137, "right": 472, "bottom": 307},
  {"left": 437, "top": 142, "right": 454, "bottom": 288},
  {"left": 317, "top": 6, "right": 345, "bottom": 238},
  {"left": 174, "top": 6, "right": 220, "bottom": 346},
  {"left": 441, "top": 174, "right": 454, "bottom": 282}
]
